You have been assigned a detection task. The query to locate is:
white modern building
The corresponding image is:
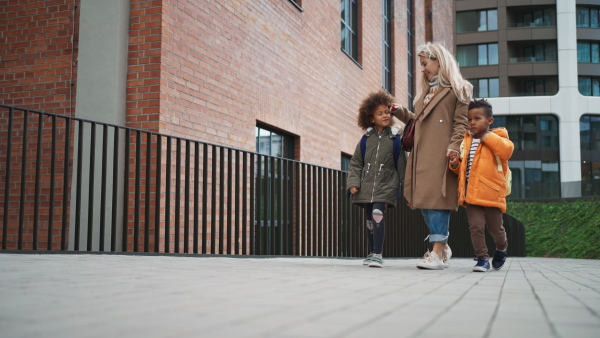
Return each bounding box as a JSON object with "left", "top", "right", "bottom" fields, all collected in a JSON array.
[{"left": 455, "top": 0, "right": 600, "bottom": 198}]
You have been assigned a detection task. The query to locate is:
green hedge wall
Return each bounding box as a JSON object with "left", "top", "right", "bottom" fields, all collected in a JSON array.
[{"left": 507, "top": 199, "right": 600, "bottom": 259}]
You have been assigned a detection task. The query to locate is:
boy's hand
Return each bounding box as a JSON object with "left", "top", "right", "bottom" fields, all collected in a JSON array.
[
  {"left": 389, "top": 103, "right": 402, "bottom": 113},
  {"left": 349, "top": 187, "right": 359, "bottom": 194},
  {"left": 447, "top": 149, "right": 459, "bottom": 167}
]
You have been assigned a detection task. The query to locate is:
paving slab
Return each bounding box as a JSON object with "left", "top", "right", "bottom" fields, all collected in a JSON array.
[{"left": 0, "top": 253, "right": 599, "bottom": 338}]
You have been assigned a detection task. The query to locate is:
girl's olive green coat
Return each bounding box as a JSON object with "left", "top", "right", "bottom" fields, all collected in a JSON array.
[{"left": 347, "top": 126, "right": 407, "bottom": 207}]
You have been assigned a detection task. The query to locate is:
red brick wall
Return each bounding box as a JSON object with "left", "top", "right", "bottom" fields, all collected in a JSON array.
[
  {"left": 0, "top": 0, "right": 452, "bottom": 169},
  {"left": 126, "top": 0, "right": 163, "bottom": 132},
  {"left": 432, "top": 0, "right": 455, "bottom": 54},
  {"left": 0, "top": 1, "right": 79, "bottom": 250},
  {"left": 0, "top": 0, "right": 79, "bottom": 115},
  {"left": 125, "top": 0, "right": 426, "bottom": 168}
]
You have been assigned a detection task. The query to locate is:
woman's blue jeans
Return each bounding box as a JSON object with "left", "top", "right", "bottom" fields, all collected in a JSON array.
[{"left": 420, "top": 209, "right": 450, "bottom": 244}]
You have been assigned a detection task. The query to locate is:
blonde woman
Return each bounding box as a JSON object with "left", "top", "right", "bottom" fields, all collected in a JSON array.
[{"left": 390, "top": 42, "right": 472, "bottom": 269}]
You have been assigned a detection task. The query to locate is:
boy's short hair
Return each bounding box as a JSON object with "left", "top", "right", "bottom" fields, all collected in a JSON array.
[
  {"left": 468, "top": 98, "right": 493, "bottom": 118},
  {"left": 357, "top": 90, "right": 395, "bottom": 129}
]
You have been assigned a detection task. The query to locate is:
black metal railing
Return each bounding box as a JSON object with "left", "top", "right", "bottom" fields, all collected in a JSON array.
[{"left": 0, "top": 105, "right": 525, "bottom": 257}]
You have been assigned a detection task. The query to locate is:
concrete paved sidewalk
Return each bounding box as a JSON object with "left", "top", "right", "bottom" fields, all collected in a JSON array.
[{"left": 1, "top": 253, "right": 599, "bottom": 338}]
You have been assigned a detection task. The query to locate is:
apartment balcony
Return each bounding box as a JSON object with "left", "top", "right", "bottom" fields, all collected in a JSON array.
[{"left": 507, "top": 60, "right": 558, "bottom": 76}]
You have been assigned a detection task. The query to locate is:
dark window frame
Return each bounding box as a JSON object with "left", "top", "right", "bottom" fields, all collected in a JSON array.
[
  {"left": 522, "top": 8, "right": 555, "bottom": 27},
  {"left": 491, "top": 114, "right": 561, "bottom": 199},
  {"left": 577, "top": 41, "right": 600, "bottom": 63},
  {"left": 523, "top": 78, "right": 554, "bottom": 96},
  {"left": 341, "top": 153, "right": 352, "bottom": 172},
  {"left": 523, "top": 42, "right": 557, "bottom": 62},
  {"left": 256, "top": 124, "right": 296, "bottom": 160},
  {"left": 457, "top": 43, "right": 499, "bottom": 66},
  {"left": 382, "top": 0, "right": 393, "bottom": 94},
  {"left": 578, "top": 77, "right": 600, "bottom": 97},
  {"left": 456, "top": 8, "right": 498, "bottom": 33},
  {"left": 407, "top": 0, "right": 414, "bottom": 111},
  {"left": 469, "top": 78, "right": 500, "bottom": 98},
  {"left": 576, "top": 6, "right": 600, "bottom": 28},
  {"left": 341, "top": 0, "right": 360, "bottom": 64},
  {"left": 288, "top": 0, "right": 303, "bottom": 12},
  {"left": 580, "top": 114, "right": 600, "bottom": 196}
]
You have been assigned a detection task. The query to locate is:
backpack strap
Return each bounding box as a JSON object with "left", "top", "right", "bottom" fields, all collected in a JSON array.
[
  {"left": 495, "top": 155, "right": 503, "bottom": 172},
  {"left": 360, "top": 134, "right": 368, "bottom": 163},
  {"left": 393, "top": 135, "right": 401, "bottom": 169}
]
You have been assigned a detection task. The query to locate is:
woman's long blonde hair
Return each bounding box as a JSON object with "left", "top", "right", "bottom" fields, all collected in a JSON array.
[{"left": 414, "top": 42, "right": 473, "bottom": 105}]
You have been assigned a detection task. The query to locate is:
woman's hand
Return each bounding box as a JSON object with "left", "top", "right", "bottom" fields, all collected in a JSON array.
[
  {"left": 389, "top": 103, "right": 402, "bottom": 113},
  {"left": 349, "top": 187, "right": 359, "bottom": 194},
  {"left": 446, "top": 149, "right": 458, "bottom": 160}
]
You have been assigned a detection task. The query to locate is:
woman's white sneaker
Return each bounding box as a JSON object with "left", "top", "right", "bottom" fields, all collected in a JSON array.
[
  {"left": 442, "top": 246, "right": 452, "bottom": 268},
  {"left": 416, "top": 251, "right": 444, "bottom": 270}
]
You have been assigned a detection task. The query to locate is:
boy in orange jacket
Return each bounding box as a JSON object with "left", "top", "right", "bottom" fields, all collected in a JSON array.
[{"left": 449, "top": 99, "right": 514, "bottom": 272}]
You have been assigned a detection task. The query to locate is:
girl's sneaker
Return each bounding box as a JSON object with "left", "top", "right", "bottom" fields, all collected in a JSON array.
[
  {"left": 363, "top": 253, "right": 375, "bottom": 266},
  {"left": 416, "top": 251, "right": 444, "bottom": 270},
  {"left": 368, "top": 254, "right": 384, "bottom": 268},
  {"left": 442, "top": 246, "right": 452, "bottom": 268},
  {"left": 473, "top": 258, "right": 490, "bottom": 272}
]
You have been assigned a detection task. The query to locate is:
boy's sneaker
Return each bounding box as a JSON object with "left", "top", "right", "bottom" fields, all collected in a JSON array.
[
  {"left": 473, "top": 258, "right": 490, "bottom": 272},
  {"left": 363, "top": 253, "right": 374, "bottom": 266},
  {"left": 442, "top": 246, "right": 452, "bottom": 268},
  {"left": 368, "top": 254, "right": 384, "bottom": 268},
  {"left": 416, "top": 251, "right": 444, "bottom": 270},
  {"left": 492, "top": 249, "right": 508, "bottom": 270}
]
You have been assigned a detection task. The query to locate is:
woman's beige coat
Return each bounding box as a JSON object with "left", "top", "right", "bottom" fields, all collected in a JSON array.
[{"left": 393, "top": 87, "right": 468, "bottom": 210}]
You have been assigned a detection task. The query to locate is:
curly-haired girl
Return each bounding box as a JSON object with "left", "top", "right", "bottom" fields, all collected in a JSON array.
[{"left": 347, "top": 90, "right": 406, "bottom": 268}]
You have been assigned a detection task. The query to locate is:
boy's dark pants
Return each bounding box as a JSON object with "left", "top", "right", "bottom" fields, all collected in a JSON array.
[{"left": 466, "top": 204, "right": 508, "bottom": 259}]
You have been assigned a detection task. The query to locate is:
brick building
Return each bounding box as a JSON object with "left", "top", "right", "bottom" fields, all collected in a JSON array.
[
  {"left": 1, "top": 0, "right": 454, "bottom": 167},
  {"left": 0, "top": 0, "right": 456, "bottom": 251}
]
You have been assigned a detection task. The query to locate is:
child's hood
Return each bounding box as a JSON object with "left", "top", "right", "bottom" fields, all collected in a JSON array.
[
  {"left": 365, "top": 126, "right": 402, "bottom": 138},
  {"left": 489, "top": 127, "right": 509, "bottom": 139}
]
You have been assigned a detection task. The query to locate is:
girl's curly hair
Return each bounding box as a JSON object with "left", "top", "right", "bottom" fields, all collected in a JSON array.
[{"left": 357, "top": 90, "right": 395, "bottom": 129}]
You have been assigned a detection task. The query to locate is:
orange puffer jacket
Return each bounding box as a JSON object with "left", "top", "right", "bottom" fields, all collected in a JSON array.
[{"left": 449, "top": 128, "right": 514, "bottom": 213}]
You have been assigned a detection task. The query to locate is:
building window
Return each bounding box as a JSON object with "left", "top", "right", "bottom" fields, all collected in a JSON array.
[
  {"left": 577, "top": 6, "right": 600, "bottom": 28},
  {"left": 577, "top": 41, "right": 600, "bottom": 63},
  {"left": 457, "top": 43, "right": 498, "bottom": 66},
  {"left": 492, "top": 115, "right": 560, "bottom": 199},
  {"left": 521, "top": 42, "right": 557, "bottom": 62},
  {"left": 469, "top": 78, "right": 499, "bottom": 98},
  {"left": 456, "top": 9, "right": 498, "bottom": 33},
  {"left": 256, "top": 125, "right": 295, "bottom": 159},
  {"left": 341, "top": 153, "right": 352, "bottom": 171},
  {"left": 288, "top": 0, "right": 303, "bottom": 11},
  {"left": 382, "top": 0, "right": 392, "bottom": 93},
  {"left": 523, "top": 78, "right": 554, "bottom": 96},
  {"left": 580, "top": 115, "right": 600, "bottom": 196},
  {"left": 341, "top": 0, "right": 358, "bottom": 62},
  {"left": 407, "top": 0, "right": 414, "bottom": 111},
  {"left": 579, "top": 77, "right": 600, "bottom": 96},
  {"left": 580, "top": 115, "right": 600, "bottom": 152},
  {"left": 522, "top": 8, "right": 555, "bottom": 27}
]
